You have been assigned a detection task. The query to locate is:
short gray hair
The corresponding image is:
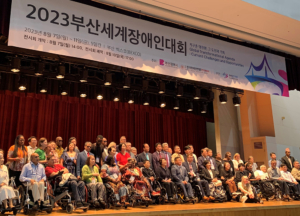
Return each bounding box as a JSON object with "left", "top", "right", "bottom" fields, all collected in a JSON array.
[
  {"left": 131, "top": 147, "right": 137, "bottom": 151},
  {"left": 162, "top": 143, "right": 168, "bottom": 148},
  {"left": 85, "top": 141, "right": 92, "bottom": 146}
]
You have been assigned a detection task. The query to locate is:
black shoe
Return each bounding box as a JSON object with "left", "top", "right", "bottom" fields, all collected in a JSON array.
[
  {"left": 32, "top": 201, "right": 39, "bottom": 210},
  {"left": 189, "top": 197, "right": 195, "bottom": 200},
  {"left": 82, "top": 201, "right": 89, "bottom": 207},
  {"left": 184, "top": 197, "right": 190, "bottom": 202},
  {"left": 99, "top": 199, "right": 105, "bottom": 206},
  {"left": 76, "top": 201, "right": 83, "bottom": 208},
  {"left": 41, "top": 201, "right": 52, "bottom": 208},
  {"left": 93, "top": 201, "right": 100, "bottom": 207}
]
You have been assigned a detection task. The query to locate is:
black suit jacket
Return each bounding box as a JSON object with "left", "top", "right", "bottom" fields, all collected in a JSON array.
[
  {"left": 182, "top": 161, "right": 199, "bottom": 178},
  {"left": 137, "top": 152, "right": 153, "bottom": 169},
  {"left": 281, "top": 156, "right": 295, "bottom": 172},
  {"left": 201, "top": 168, "right": 218, "bottom": 183}
]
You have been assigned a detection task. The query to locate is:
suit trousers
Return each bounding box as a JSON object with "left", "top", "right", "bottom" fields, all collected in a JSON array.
[
  {"left": 161, "top": 181, "right": 176, "bottom": 198},
  {"left": 176, "top": 182, "right": 193, "bottom": 198},
  {"left": 27, "top": 182, "right": 44, "bottom": 202},
  {"left": 286, "top": 182, "right": 300, "bottom": 195},
  {"left": 272, "top": 179, "right": 289, "bottom": 195},
  {"left": 194, "top": 180, "right": 210, "bottom": 197}
]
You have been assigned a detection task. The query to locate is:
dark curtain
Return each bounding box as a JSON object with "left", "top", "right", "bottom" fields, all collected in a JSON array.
[
  {"left": 0, "top": 0, "right": 11, "bottom": 37},
  {"left": 0, "top": 90, "right": 210, "bottom": 157},
  {"left": 286, "top": 55, "right": 300, "bottom": 91}
]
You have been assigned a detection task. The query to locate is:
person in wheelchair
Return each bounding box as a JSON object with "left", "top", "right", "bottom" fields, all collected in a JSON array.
[
  {"left": 245, "top": 163, "right": 260, "bottom": 187},
  {"left": 171, "top": 157, "right": 195, "bottom": 202},
  {"left": 235, "top": 164, "right": 247, "bottom": 183},
  {"left": 0, "top": 152, "right": 18, "bottom": 210},
  {"left": 238, "top": 176, "right": 263, "bottom": 204},
  {"left": 45, "top": 155, "right": 89, "bottom": 208},
  {"left": 183, "top": 154, "right": 213, "bottom": 201},
  {"left": 19, "top": 153, "right": 50, "bottom": 210},
  {"left": 101, "top": 155, "right": 129, "bottom": 207},
  {"left": 122, "top": 158, "right": 152, "bottom": 202},
  {"left": 280, "top": 164, "right": 300, "bottom": 198},
  {"left": 141, "top": 160, "right": 161, "bottom": 197},
  {"left": 156, "top": 158, "right": 176, "bottom": 202},
  {"left": 82, "top": 155, "right": 106, "bottom": 207},
  {"left": 220, "top": 162, "right": 238, "bottom": 199}
]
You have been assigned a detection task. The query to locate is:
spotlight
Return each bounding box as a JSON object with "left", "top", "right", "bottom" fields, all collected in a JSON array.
[
  {"left": 123, "top": 76, "right": 131, "bottom": 89},
  {"left": 194, "top": 88, "right": 201, "bottom": 100},
  {"left": 160, "top": 96, "right": 166, "bottom": 108},
  {"left": 105, "top": 72, "right": 112, "bottom": 86},
  {"left": 80, "top": 84, "right": 87, "bottom": 98},
  {"left": 233, "top": 94, "right": 241, "bottom": 106},
  {"left": 187, "top": 101, "right": 193, "bottom": 112},
  {"left": 143, "top": 94, "right": 150, "bottom": 106},
  {"left": 96, "top": 87, "right": 103, "bottom": 100},
  {"left": 159, "top": 81, "right": 165, "bottom": 94},
  {"left": 61, "top": 82, "right": 68, "bottom": 96},
  {"left": 128, "top": 92, "right": 134, "bottom": 104},
  {"left": 177, "top": 85, "right": 184, "bottom": 97},
  {"left": 18, "top": 75, "right": 26, "bottom": 91},
  {"left": 219, "top": 91, "right": 227, "bottom": 104},
  {"left": 200, "top": 103, "right": 208, "bottom": 114},
  {"left": 11, "top": 56, "right": 21, "bottom": 73},
  {"left": 142, "top": 80, "right": 149, "bottom": 91},
  {"left": 207, "top": 90, "right": 214, "bottom": 101},
  {"left": 57, "top": 64, "right": 65, "bottom": 79},
  {"left": 79, "top": 68, "right": 88, "bottom": 83},
  {"left": 35, "top": 62, "right": 44, "bottom": 76},
  {"left": 40, "top": 78, "right": 48, "bottom": 93},
  {"left": 174, "top": 98, "right": 180, "bottom": 110},
  {"left": 113, "top": 90, "right": 120, "bottom": 102}
]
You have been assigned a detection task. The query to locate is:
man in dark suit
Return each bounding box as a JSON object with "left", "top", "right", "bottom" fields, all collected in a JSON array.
[
  {"left": 215, "top": 152, "right": 223, "bottom": 176},
  {"left": 281, "top": 148, "right": 296, "bottom": 172},
  {"left": 76, "top": 142, "right": 94, "bottom": 178},
  {"left": 162, "top": 142, "right": 172, "bottom": 168},
  {"left": 183, "top": 154, "right": 212, "bottom": 201},
  {"left": 137, "top": 143, "right": 153, "bottom": 168},
  {"left": 223, "top": 152, "right": 235, "bottom": 175},
  {"left": 197, "top": 148, "right": 209, "bottom": 171},
  {"left": 183, "top": 146, "right": 196, "bottom": 163},
  {"left": 152, "top": 143, "right": 163, "bottom": 173},
  {"left": 91, "top": 135, "right": 103, "bottom": 166},
  {"left": 207, "top": 149, "right": 218, "bottom": 175}
]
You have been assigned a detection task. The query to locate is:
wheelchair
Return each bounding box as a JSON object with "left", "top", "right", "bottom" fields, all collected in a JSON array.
[
  {"left": 19, "top": 181, "right": 53, "bottom": 215},
  {"left": 47, "top": 171, "right": 89, "bottom": 214},
  {"left": 189, "top": 177, "right": 203, "bottom": 203},
  {"left": 103, "top": 183, "right": 129, "bottom": 209},
  {"left": 150, "top": 178, "right": 173, "bottom": 205},
  {"left": 175, "top": 184, "right": 196, "bottom": 204},
  {"left": 0, "top": 177, "right": 22, "bottom": 215},
  {"left": 287, "top": 183, "right": 300, "bottom": 201},
  {"left": 126, "top": 183, "right": 152, "bottom": 207}
]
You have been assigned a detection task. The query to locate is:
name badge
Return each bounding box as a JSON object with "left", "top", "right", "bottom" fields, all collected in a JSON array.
[
  {"left": 112, "top": 173, "right": 118, "bottom": 179},
  {"left": 129, "top": 176, "right": 135, "bottom": 182},
  {"left": 96, "top": 157, "right": 100, "bottom": 163}
]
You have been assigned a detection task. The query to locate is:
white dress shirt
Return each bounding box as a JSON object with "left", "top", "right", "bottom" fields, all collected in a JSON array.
[{"left": 281, "top": 170, "right": 296, "bottom": 182}]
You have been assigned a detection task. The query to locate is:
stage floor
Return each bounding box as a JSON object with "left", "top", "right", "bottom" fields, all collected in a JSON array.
[{"left": 29, "top": 200, "right": 300, "bottom": 216}]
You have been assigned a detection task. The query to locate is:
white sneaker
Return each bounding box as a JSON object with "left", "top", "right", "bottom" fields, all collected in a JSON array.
[{"left": 241, "top": 196, "right": 248, "bottom": 203}]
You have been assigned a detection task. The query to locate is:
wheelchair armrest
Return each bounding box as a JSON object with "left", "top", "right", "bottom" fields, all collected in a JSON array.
[{"left": 48, "top": 170, "right": 64, "bottom": 181}]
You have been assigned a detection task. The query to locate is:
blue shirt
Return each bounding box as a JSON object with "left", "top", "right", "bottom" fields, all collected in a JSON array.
[
  {"left": 20, "top": 162, "right": 46, "bottom": 182},
  {"left": 268, "top": 159, "right": 281, "bottom": 168}
]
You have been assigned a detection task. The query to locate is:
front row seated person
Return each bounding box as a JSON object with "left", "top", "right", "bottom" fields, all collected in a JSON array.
[
  {"left": 101, "top": 155, "right": 129, "bottom": 206},
  {"left": 171, "top": 157, "right": 195, "bottom": 201},
  {"left": 238, "top": 176, "right": 263, "bottom": 203},
  {"left": 45, "top": 155, "right": 88, "bottom": 207},
  {"left": 254, "top": 165, "right": 269, "bottom": 180},
  {"left": 183, "top": 154, "right": 214, "bottom": 201},
  {"left": 19, "top": 153, "right": 50, "bottom": 210},
  {"left": 245, "top": 163, "right": 260, "bottom": 186},
  {"left": 122, "top": 158, "right": 152, "bottom": 202},
  {"left": 267, "top": 160, "right": 290, "bottom": 199},
  {"left": 156, "top": 158, "right": 176, "bottom": 202},
  {"left": 201, "top": 160, "right": 222, "bottom": 186},
  {"left": 220, "top": 162, "right": 237, "bottom": 196},
  {"left": 280, "top": 164, "right": 300, "bottom": 198},
  {"left": 235, "top": 163, "right": 247, "bottom": 183},
  {"left": 82, "top": 155, "right": 106, "bottom": 207},
  {"left": 141, "top": 160, "right": 161, "bottom": 196},
  {"left": 0, "top": 152, "right": 17, "bottom": 209}
]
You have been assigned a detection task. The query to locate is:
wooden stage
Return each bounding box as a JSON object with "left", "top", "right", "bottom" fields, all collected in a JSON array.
[{"left": 31, "top": 201, "right": 300, "bottom": 216}]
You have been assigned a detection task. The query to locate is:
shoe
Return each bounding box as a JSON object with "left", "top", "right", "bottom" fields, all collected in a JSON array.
[
  {"left": 259, "top": 199, "right": 264, "bottom": 204},
  {"left": 241, "top": 196, "right": 247, "bottom": 203},
  {"left": 93, "top": 200, "right": 100, "bottom": 207},
  {"left": 115, "top": 202, "right": 121, "bottom": 207},
  {"left": 168, "top": 197, "right": 175, "bottom": 202},
  {"left": 203, "top": 196, "right": 209, "bottom": 201},
  {"left": 209, "top": 196, "right": 215, "bottom": 201},
  {"left": 41, "top": 201, "right": 52, "bottom": 208},
  {"left": 189, "top": 197, "right": 195, "bottom": 200},
  {"left": 82, "top": 201, "right": 89, "bottom": 207},
  {"left": 32, "top": 201, "right": 39, "bottom": 210},
  {"left": 76, "top": 201, "right": 83, "bottom": 208},
  {"left": 99, "top": 199, "right": 105, "bottom": 206},
  {"left": 184, "top": 197, "right": 190, "bottom": 202},
  {"left": 151, "top": 191, "right": 160, "bottom": 196}
]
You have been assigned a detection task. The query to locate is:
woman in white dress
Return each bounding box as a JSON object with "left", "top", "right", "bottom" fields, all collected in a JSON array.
[{"left": 0, "top": 152, "right": 16, "bottom": 209}]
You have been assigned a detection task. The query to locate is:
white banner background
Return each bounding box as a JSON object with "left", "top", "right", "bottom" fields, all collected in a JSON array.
[{"left": 8, "top": 0, "right": 289, "bottom": 96}]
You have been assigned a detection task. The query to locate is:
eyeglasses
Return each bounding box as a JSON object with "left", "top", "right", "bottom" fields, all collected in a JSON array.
[
  {"left": 58, "top": 140, "right": 63, "bottom": 142},
  {"left": 86, "top": 146, "right": 92, "bottom": 148},
  {"left": 103, "top": 141, "right": 107, "bottom": 142}
]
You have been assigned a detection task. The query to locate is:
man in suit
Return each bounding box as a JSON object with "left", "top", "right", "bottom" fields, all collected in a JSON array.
[
  {"left": 207, "top": 149, "right": 218, "bottom": 175},
  {"left": 197, "top": 148, "right": 209, "bottom": 171},
  {"left": 223, "top": 152, "right": 235, "bottom": 175},
  {"left": 152, "top": 143, "right": 163, "bottom": 173},
  {"left": 172, "top": 145, "right": 184, "bottom": 163},
  {"left": 281, "top": 148, "right": 296, "bottom": 172},
  {"left": 215, "top": 152, "right": 223, "bottom": 176},
  {"left": 125, "top": 142, "right": 135, "bottom": 158},
  {"left": 162, "top": 142, "right": 172, "bottom": 168},
  {"left": 268, "top": 152, "right": 281, "bottom": 168},
  {"left": 101, "top": 137, "right": 108, "bottom": 163},
  {"left": 137, "top": 143, "right": 153, "bottom": 168},
  {"left": 76, "top": 142, "right": 94, "bottom": 179},
  {"left": 183, "top": 154, "right": 212, "bottom": 201},
  {"left": 183, "top": 146, "right": 196, "bottom": 163},
  {"left": 171, "top": 157, "right": 194, "bottom": 201},
  {"left": 91, "top": 135, "right": 103, "bottom": 166}
]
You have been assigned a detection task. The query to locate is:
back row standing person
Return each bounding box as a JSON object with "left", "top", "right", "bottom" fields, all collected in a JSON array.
[
  {"left": 7, "top": 135, "right": 28, "bottom": 187},
  {"left": 55, "top": 136, "right": 64, "bottom": 159},
  {"left": 281, "top": 148, "right": 295, "bottom": 172},
  {"left": 153, "top": 143, "right": 170, "bottom": 173},
  {"left": 27, "top": 136, "right": 37, "bottom": 162},
  {"left": 91, "top": 135, "right": 104, "bottom": 166},
  {"left": 137, "top": 143, "right": 153, "bottom": 169},
  {"left": 64, "top": 137, "right": 80, "bottom": 154}
]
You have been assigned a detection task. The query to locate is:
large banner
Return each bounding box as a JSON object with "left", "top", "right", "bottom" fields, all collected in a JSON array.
[{"left": 8, "top": 0, "right": 289, "bottom": 96}]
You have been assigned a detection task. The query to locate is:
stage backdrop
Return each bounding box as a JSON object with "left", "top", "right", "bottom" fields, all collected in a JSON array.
[
  {"left": 0, "top": 90, "right": 210, "bottom": 157},
  {"left": 8, "top": 0, "right": 288, "bottom": 97}
]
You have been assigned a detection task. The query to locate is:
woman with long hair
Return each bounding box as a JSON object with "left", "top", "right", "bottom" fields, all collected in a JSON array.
[
  {"left": 101, "top": 155, "right": 129, "bottom": 206},
  {"left": 60, "top": 142, "right": 77, "bottom": 175},
  {"left": 7, "top": 135, "right": 28, "bottom": 186}
]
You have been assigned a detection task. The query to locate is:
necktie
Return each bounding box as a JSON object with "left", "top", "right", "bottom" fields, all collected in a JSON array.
[
  {"left": 146, "top": 153, "right": 149, "bottom": 160},
  {"left": 87, "top": 152, "right": 90, "bottom": 157},
  {"left": 189, "top": 164, "right": 193, "bottom": 172},
  {"left": 165, "top": 153, "right": 169, "bottom": 167},
  {"left": 159, "top": 152, "right": 162, "bottom": 159}
]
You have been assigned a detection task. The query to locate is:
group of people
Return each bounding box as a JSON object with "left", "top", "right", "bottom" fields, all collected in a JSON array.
[{"left": 0, "top": 134, "right": 300, "bottom": 212}]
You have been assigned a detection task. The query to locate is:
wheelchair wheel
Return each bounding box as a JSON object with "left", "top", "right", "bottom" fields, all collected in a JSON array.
[
  {"left": 13, "top": 209, "right": 18, "bottom": 215},
  {"left": 66, "top": 204, "right": 74, "bottom": 214},
  {"left": 23, "top": 206, "right": 29, "bottom": 215},
  {"left": 46, "top": 208, "right": 53, "bottom": 214},
  {"left": 83, "top": 207, "right": 88, "bottom": 213}
]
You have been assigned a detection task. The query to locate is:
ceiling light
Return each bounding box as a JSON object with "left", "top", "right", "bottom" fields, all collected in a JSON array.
[
  {"left": 105, "top": 73, "right": 112, "bottom": 86},
  {"left": 233, "top": 94, "right": 241, "bottom": 106},
  {"left": 113, "top": 90, "right": 120, "bottom": 102},
  {"left": 123, "top": 76, "right": 131, "bottom": 89},
  {"left": 143, "top": 94, "right": 150, "bottom": 106},
  {"left": 80, "top": 84, "right": 87, "bottom": 98},
  {"left": 11, "top": 56, "right": 21, "bottom": 73},
  {"left": 40, "top": 79, "right": 47, "bottom": 93},
  {"left": 128, "top": 92, "right": 134, "bottom": 104},
  {"left": 159, "top": 81, "right": 165, "bottom": 94},
  {"left": 79, "top": 68, "right": 88, "bottom": 83},
  {"left": 174, "top": 99, "right": 180, "bottom": 110},
  {"left": 177, "top": 85, "right": 184, "bottom": 97},
  {"left": 160, "top": 96, "right": 166, "bottom": 108},
  {"left": 18, "top": 75, "right": 26, "bottom": 91},
  {"left": 61, "top": 82, "right": 68, "bottom": 96},
  {"left": 187, "top": 101, "right": 193, "bottom": 112},
  {"left": 200, "top": 103, "right": 208, "bottom": 113},
  {"left": 97, "top": 87, "right": 103, "bottom": 100},
  {"left": 194, "top": 88, "right": 201, "bottom": 100},
  {"left": 219, "top": 91, "right": 227, "bottom": 104},
  {"left": 57, "top": 64, "right": 65, "bottom": 79},
  {"left": 35, "top": 62, "right": 44, "bottom": 76}
]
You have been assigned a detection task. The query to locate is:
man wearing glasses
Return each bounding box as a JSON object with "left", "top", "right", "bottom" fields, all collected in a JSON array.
[
  {"left": 76, "top": 142, "right": 94, "bottom": 179},
  {"left": 101, "top": 137, "right": 108, "bottom": 164},
  {"left": 55, "top": 137, "right": 64, "bottom": 159}
]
